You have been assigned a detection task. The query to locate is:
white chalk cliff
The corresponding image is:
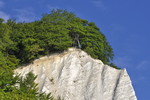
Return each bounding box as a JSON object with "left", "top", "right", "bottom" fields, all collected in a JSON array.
[{"left": 15, "top": 48, "right": 137, "bottom": 100}]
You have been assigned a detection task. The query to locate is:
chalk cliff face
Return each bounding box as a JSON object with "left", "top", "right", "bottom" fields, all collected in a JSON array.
[{"left": 15, "top": 48, "right": 137, "bottom": 100}]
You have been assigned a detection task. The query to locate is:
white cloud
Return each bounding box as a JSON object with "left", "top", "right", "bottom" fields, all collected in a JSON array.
[
  {"left": 114, "top": 57, "right": 150, "bottom": 70},
  {"left": 92, "top": 0, "right": 106, "bottom": 10},
  {"left": 0, "top": 1, "right": 9, "bottom": 21},
  {"left": 14, "top": 8, "right": 37, "bottom": 22},
  {"left": 47, "top": 5, "right": 60, "bottom": 11},
  {"left": 0, "top": 1, "right": 4, "bottom": 8},
  {"left": 110, "top": 24, "right": 125, "bottom": 34},
  {"left": 132, "top": 76, "right": 147, "bottom": 84},
  {"left": 114, "top": 56, "right": 132, "bottom": 68},
  {"left": 136, "top": 60, "right": 150, "bottom": 70},
  {"left": 0, "top": 11, "right": 10, "bottom": 21}
]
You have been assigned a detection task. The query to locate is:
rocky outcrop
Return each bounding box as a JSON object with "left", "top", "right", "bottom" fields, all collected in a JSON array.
[{"left": 15, "top": 48, "right": 137, "bottom": 100}]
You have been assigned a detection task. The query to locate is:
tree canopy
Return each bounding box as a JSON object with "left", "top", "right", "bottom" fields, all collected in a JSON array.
[
  {"left": 40, "top": 10, "right": 114, "bottom": 64},
  {"left": 6, "top": 9, "right": 114, "bottom": 64}
]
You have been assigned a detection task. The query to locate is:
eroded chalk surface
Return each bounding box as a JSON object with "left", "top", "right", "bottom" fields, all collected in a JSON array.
[{"left": 15, "top": 48, "right": 137, "bottom": 100}]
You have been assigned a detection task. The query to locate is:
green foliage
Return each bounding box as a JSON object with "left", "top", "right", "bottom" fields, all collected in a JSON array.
[
  {"left": 0, "top": 9, "right": 114, "bottom": 65},
  {"left": 0, "top": 71, "right": 57, "bottom": 100},
  {"left": 0, "top": 91, "right": 36, "bottom": 100},
  {"left": 0, "top": 67, "right": 17, "bottom": 92},
  {"left": 17, "top": 72, "right": 38, "bottom": 96},
  {"left": 0, "top": 18, "right": 4, "bottom": 23},
  {"left": 109, "top": 63, "right": 121, "bottom": 69},
  {"left": 40, "top": 9, "right": 114, "bottom": 64},
  {"left": 13, "top": 72, "right": 54, "bottom": 100}
]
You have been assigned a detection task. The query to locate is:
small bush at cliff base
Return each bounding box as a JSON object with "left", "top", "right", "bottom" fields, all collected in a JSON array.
[{"left": 0, "top": 71, "right": 60, "bottom": 100}]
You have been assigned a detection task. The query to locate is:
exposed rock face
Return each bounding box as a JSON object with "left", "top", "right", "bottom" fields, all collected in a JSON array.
[{"left": 15, "top": 48, "right": 137, "bottom": 100}]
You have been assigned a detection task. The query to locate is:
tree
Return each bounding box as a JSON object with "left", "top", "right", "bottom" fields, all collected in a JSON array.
[
  {"left": 41, "top": 9, "right": 114, "bottom": 64},
  {"left": 14, "top": 72, "right": 60, "bottom": 100},
  {"left": 4, "top": 9, "right": 114, "bottom": 64},
  {"left": 0, "top": 67, "right": 17, "bottom": 92},
  {"left": 0, "top": 71, "right": 58, "bottom": 100},
  {"left": 0, "top": 18, "right": 4, "bottom": 23},
  {"left": 16, "top": 72, "right": 38, "bottom": 98}
]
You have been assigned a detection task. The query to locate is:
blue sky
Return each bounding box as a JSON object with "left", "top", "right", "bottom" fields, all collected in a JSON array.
[{"left": 0, "top": 0, "right": 149, "bottom": 99}]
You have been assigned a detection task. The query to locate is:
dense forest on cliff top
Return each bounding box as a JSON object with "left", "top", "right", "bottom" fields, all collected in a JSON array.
[{"left": 0, "top": 9, "right": 118, "bottom": 99}]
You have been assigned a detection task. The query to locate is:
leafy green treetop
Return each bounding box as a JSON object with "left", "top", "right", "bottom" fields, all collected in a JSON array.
[{"left": 40, "top": 9, "right": 114, "bottom": 64}]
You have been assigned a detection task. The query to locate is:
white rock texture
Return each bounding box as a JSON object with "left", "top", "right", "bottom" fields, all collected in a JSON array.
[{"left": 15, "top": 48, "right": 137, "bottom": 100}]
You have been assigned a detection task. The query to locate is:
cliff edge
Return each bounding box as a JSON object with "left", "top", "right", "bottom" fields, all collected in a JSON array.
[{"left": 15, "top": 48, "right": 137, "bottom": 100}]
